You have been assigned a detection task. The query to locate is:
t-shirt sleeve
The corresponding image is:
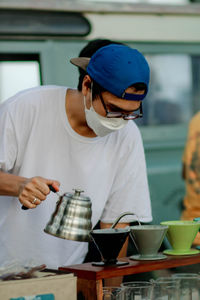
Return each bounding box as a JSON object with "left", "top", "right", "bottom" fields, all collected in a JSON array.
[
  {"left": 100, "top": 123, "right": 152, "bottom": 224},
  {"left": 0, "top": 90, "right": 37, "bottom": 173},
  {"left": 0, "top": 104, "right": 18, "bottom": 172}
]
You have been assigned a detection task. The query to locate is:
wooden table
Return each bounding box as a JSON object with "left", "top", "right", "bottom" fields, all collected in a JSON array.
[{"left": 59, "top": 254, "right": 200, "bottom": 300}]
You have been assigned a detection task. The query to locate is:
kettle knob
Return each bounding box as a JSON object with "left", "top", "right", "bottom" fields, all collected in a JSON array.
[{"left": 73, "top": 189, "right": 84, "bottom": 196}]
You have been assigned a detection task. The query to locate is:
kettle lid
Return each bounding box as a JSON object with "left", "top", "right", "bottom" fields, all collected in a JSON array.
[{"left": 64, "top": 189, "right": 91, "bottom": 202}]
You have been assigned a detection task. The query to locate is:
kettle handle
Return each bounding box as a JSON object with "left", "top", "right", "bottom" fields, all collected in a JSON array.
[
  {"left": 21, "top": 184, "right": 56, "bottom": 210},
  {"left": 49, "top": 185, "right": 57, "bottom": 193}
]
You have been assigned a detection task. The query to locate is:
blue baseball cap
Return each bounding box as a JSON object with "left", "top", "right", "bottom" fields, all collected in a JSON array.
[{"left": 70, "top": 44, "right": 150, "bottom": 101}]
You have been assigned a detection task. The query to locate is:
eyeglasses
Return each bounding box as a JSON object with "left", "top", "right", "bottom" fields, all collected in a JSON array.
[{"left": 99, "top": 92, "right": 143, "bottom": 120}]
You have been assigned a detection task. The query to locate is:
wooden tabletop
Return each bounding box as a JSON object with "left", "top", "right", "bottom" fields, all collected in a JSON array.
[{"left": 59, "top": 253, "right": 200, "bottom": 280}]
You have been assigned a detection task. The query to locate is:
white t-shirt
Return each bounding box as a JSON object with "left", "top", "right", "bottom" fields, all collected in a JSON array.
[{"left": 0, "top": 85, "right": 152, "bottom": 269}]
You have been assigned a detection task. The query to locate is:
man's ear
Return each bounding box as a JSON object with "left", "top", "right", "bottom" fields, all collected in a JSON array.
[{"left": 82, "top": 75, "right": 92, "bottom": 95}]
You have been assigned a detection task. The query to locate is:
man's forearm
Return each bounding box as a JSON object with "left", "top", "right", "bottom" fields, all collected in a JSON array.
[{"left": 0, "top": 171, "right": 27, "bottom": 196}]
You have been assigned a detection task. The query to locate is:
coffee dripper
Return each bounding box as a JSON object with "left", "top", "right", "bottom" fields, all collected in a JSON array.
[{"left": 90, "top": 212, "right": 138, "bottom": 266}]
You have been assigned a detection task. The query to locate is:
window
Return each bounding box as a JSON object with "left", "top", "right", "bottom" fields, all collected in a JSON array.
[
  {"left": 136, "top": 54, "right": 200, "bottom": 126},
  {"left": 0, "top": 54, "right": 41, "bottom": 103}
]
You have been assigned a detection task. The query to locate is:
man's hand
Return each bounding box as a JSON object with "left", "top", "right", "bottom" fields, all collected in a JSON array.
[{"left": 18, "top": 176, "right": 60, "bottom": 209}]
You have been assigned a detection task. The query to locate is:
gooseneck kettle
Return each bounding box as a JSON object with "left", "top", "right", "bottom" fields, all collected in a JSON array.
[{"left": 44, "top": 188, "right": 92, "bottom": 242}]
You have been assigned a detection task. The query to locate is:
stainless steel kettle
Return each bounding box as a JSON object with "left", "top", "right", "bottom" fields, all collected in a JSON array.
[{"left": 44, "top": 189, "right": 92, "bottom": 242}]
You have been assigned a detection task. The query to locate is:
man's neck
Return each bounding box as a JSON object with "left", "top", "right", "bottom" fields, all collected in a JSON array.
[{"left": 65, "top": 89, "right": 97, "bottom": 138}]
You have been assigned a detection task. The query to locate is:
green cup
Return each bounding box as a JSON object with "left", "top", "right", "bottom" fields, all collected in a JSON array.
[{"left": 160, "top": 220, "right": 200, "bottom": 255}]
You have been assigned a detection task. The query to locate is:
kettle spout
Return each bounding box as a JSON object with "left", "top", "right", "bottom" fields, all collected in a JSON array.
[{"left": 111, "top": 212, "right": 141, "bottom": 229}]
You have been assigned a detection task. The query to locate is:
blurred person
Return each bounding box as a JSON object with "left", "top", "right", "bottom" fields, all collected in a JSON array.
[
  {"left": 181, "top": 111, "right": 200, "bottom": 245},
  {"left": 0, "top": 39, "right": 152, "bottom": 269}
]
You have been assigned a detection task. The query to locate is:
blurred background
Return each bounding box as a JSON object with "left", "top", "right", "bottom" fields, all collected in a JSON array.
[{"left": 0, "top": 0, "right": 200, "bottom": 226}]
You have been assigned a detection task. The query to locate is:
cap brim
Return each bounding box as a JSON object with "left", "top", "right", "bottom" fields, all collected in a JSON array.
[{"left": 70, "top": 57, "right": 90, "bottom": 71}]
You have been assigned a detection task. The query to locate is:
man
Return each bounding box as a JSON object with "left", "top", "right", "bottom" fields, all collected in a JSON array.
[{"left": 0, "top": 40, "right": 152, "bottom": 269}]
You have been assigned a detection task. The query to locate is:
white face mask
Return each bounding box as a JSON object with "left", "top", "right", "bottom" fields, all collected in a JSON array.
[{"left": 84, "top": 96, "right": 128, "bottom": 137}]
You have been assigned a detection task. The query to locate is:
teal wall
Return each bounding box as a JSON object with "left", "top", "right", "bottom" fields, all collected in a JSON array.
[{"left": 142, "top": 125, "right": 187, "bottom": 224}]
